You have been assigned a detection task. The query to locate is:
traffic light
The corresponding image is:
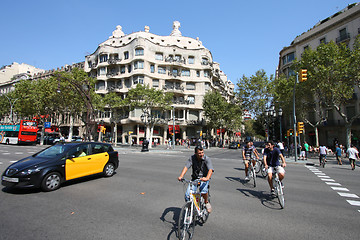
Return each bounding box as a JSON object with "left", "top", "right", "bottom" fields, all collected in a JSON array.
[
  {"left": 287, "top": 129, "right": 294, "bottom": 136},
  {"left": 299, "top": 69, "right": 307, "bottom": 82},
  {"left": 297, "top": 122, "right": 304, "bottom": 134}
]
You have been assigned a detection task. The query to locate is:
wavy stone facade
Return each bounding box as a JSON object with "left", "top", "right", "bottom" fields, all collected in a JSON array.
[{"left": 85, "top": 22, "right": 234, "bottom": 145}]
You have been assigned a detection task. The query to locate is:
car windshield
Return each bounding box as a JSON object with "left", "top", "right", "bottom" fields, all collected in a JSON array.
[{"left": 35, "top": 145, "right": 71, "bottom": 158}]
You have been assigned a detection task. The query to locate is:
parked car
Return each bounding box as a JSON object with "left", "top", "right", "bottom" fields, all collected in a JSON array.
[{"left": 1, "top": 142, "right": 119, "bottom": 192}]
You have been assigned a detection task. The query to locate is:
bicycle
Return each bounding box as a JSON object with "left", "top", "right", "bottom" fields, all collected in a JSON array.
[
  {"left": 271, "top": 168, "right": 285, "bottom": 209},
  {"left": 178, "top": 178, "right": 210, "bottom": 240},
  {"left": 245, "top": 159, "right": 256, "bottom": 187},
  {"left": 254, "top": 158, "right": 262, "bottom": 174},
  {"left": 319, "top": 154, "right": 326, "bottom": 168}
]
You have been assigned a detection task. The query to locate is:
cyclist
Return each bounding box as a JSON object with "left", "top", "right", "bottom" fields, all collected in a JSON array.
[
  {"left": 178, "top": 146, "right": 214, "bottom": 213},
  {"left": 242, "top": 141, "right": 259, "bottom": 181},
  {"left": 319, "top": 145, "right": 327, "bottom": 165},
  {"left": 263, "top": 141, "right": 286, "bottom": 196}
]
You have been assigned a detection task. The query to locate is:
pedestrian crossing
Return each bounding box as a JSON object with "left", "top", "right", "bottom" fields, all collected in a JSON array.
[{"left": 305, "top": 165, "right": 360, "bottom": 213}]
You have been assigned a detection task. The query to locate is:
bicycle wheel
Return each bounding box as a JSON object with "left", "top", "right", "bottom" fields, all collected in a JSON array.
[
  {"left": 255, "top": 160, "right": 261, "bottom": 174},
  {"left": 261, "top": 163, "right": 268, "bottom": 177},
  {"left": 178, "top": 202, "right": 195, "bottom": 240},
  {"left": 277, "top": 180, "right": 285, "bottom": 209},
  {"left": 199, "top": 197, "right": 209, "bottom": 224}
]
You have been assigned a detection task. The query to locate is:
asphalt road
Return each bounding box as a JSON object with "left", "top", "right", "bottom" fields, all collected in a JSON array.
[{"left": 0, "top": 144, "right": 359, "bottom": 240}]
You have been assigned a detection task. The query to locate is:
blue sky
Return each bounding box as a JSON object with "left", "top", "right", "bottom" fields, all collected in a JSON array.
[{"left": 0, "top": 0, "right": 356, "bottom": 85}]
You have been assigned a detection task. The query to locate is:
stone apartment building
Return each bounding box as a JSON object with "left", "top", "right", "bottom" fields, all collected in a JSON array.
[
  {"left": 278, "top": 3, "right": 360, "bottom": 146},
  {"left": 84, "top": 21, "right": 234, "bottom": 145}
]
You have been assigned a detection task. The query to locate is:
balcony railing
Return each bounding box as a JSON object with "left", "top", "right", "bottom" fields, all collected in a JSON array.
[
  {"left": 107, "top": 59, "right": 122, "bottom": 65},
  {"left": 165, "top": 56, "right": 186, "bottom": 64}
]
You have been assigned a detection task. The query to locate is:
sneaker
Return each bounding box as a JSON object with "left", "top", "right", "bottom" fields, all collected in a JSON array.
[
  {"left": 271, "top": 189, "right": 276, "bottom": 196},
  {"left": 244, "top": 176, "right": 250, "bottom": 181},
  {"left": 205, "top": 203, "right": 212, "bottom": 213}
]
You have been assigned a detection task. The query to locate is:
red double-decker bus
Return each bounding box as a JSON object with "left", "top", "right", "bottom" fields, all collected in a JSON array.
[{"left": 0, "top": 120, "right": 38, "bottom": 145}]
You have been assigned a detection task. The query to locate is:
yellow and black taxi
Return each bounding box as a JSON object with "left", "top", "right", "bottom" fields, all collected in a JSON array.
[{"left": 1, "top": 142, "right": 119, "bottom": 191}]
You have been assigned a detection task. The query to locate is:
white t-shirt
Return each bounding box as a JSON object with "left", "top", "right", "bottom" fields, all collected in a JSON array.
[
  {"left": 277, "top": 142, "right": 284, "bottom": 150},
  {"left": 347, "top": 147, "right": 359, "bottom": 159}
]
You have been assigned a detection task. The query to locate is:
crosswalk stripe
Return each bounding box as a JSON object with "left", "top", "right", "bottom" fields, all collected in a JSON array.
[
  {"left": 331, "top": 187, "right": 349, "bottom": 191},
  {"left": 321, "top": 178, "right": 335, "bottom": 182},
  {"left": 337, "top": 192, "right": 359, "bottom": 198},
  {"left": 318, "top": 175, "right": 330, "bottom": 178},
  {"left": 346, "top": 200, "right": 360, "bottom": 206},
  {"left": 325, "top": 182, "right": 342, "bottom": 186}
]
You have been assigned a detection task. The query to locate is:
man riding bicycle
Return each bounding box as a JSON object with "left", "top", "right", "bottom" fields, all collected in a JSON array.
[
  {"left": 263, "top": 141, "right": 286, "bottom": 196},
  {"left": 178, "top": 146, "right": 214, "bottom": 213},
  {"left": 242, "top": 141, "right": 259, "bottom": 181}
]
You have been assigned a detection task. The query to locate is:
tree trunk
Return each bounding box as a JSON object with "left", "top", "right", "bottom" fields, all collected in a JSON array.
[
  {"left": 315, "top": 126, "right": 319, "bottom": 147},
  {"left": 68, "top": 115, "right": 74, "bottom": 141},
  {"left": 346, "top": 123, "right": 352, "bottom": 149}
]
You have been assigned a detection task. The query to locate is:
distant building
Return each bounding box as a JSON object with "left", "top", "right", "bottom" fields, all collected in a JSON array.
[
  {"left": 0, "top": 62, "right": 44, "bottom": 94},
  {"left": 85, "top": 22, "right": 234, "bottom": 145},
  {"left": 278, "top": 2, "right": 360, "bottom": 146}
]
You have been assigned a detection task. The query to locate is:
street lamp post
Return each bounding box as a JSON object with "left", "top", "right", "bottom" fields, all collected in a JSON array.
[
  {"left": 140, "top": 110, "right": 155, "bottom": 152},
  {"left": 2, "top": 94, "right": 18, "bottom": 123},
  {"left": 278, "top": 108, "right": 283, "bottom": 142}
]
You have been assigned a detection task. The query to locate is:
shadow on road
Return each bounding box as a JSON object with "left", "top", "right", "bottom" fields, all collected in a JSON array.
[
  {"left": 160, "top": 206, "right": 181, "bottom": 240},
  {"left": 236, "top": 188, "right": 283, "bottom": 210}
]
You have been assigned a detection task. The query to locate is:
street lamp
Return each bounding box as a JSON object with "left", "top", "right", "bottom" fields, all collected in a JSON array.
[
  {"left": 1, "top": 94, "right": 19, "bottom": 123},
  {"left": 278, "top": 108, "right": 283, "bottom": 142}
]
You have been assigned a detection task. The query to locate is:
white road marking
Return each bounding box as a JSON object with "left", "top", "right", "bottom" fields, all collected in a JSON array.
[
  {"left": 321, "top": 178, "right": 335, "bottom": 182},
  {"left": 3, "top": 153, "right": 10, "bottom": 155},
  {"left": 318, "top": 175, "right": 330, "bottom": 178},
  {"left": 337, "top": 192, "right": 359, "bottom": 198},
  {"left": 10, "top": 161, "right": 17, "bottom": 163},
  {"left": 325, "top": 182, "right": 342, "bottom": 186},
  {"left": 346, "top": 200, "right": 360, "bottom": 206},
  {"left": 331, "top": 187, "right": 349, "bottom": 191}
]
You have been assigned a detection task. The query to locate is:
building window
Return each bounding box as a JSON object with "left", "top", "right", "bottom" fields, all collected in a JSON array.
[
  {"left": 99, "top": 54, "right": 108, "bottom": 63},
  {"left": 186, "top": 83, "right": 195, "bottom": 90},
  {"left": 196, "top": 71, "right": 200, "bottom": 77},
  {"left": 124, "top": 78, "right": 131, "bottom": 88},
  {"left": 187, "top": 96, "right": 195, "bottom": 104},
  {"left": 134, "top": 61, "right": 144, "bottom": 70},
  {"left": 135, "top": 48, "right": 144, "bottom": 56},
  {"left": 182, "top": 69, "right": 190, "bottom": 76},
  {"left": 205, "top": 82, "right": 210, "bottom": 91},
  {"left": 128, "top": 65, "right": 132, "bottom": 73},
  {"left": 155, "top": 52, "right": 163, "bottom": 61},
  {"left": 152, "top": 79, "right": 159, "bottom": 88},
  {"left": 319, "top": 37, "right": 326, "bottom": 44},
  {"left": 201, "top": 58, "right": 209, "bottom": 65},
  {"left": 204, "top": 70, "right": 210, "bottom": 78},
  {"left": 158, "top": 66, "right": 166, "bottom": 74},
  {"left": 120, "top": 66, "right": 126, "bottom": 74},
  {"left": 282, "top": 52, "right": 295, "bottom": 65},
  {"left": 188, "top": 56, "right": 194, "bottom": 64},
  {"left": 303, "top": 45, "right": 309, "bottom": 51},
  {"left": 150, "top": 65, "right": 155, "bottom": 73},
  {"left": 133, "top": 75, "right": 144, "bottom": 85},
  {"left": 124, "top": 51, "right": 129, "bottom": 60},
  {"left": 175, "top": 55, "right": 181, "bottom": 62},
  {"left": 99, "top": 67, "right": 106, "bottom": 75}
]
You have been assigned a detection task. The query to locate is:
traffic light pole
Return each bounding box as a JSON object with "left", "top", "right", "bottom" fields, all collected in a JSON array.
[{"left": 293, "top": 75, "right": 298, "bottom": 162}]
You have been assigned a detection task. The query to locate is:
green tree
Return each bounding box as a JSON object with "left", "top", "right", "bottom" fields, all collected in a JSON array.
[
  {"left": 202, "top": 91, "right": 242, "bottom": 140},
  {"left": 293, "top": 38, "right": 360, "bottom": 148},
  {"left": 123, "top": 84, "right": 173, "bottom": 146},
  {"left": 236, "top": 69, "right": 274, "bottom": 138}
]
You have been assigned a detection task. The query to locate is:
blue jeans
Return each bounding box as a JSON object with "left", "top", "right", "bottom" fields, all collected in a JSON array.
[{"left": 185, "top": 181, "right": 209, "bottom": 201}]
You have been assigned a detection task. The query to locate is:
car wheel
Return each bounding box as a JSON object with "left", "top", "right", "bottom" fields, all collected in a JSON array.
[
  {"left": 103, "top": 162, "right": 115, "bottom": 177},
  {"left": 41, "top": 172, "right": 62, "bottom": 192}
]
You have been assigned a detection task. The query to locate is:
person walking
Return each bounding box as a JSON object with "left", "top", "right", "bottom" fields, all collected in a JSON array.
[
  {"left": 335, "top": 144, "right": 343, "bottom": 165},
  {"left": 346, "top": 144, "right": 359, "bottom": 170}
]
